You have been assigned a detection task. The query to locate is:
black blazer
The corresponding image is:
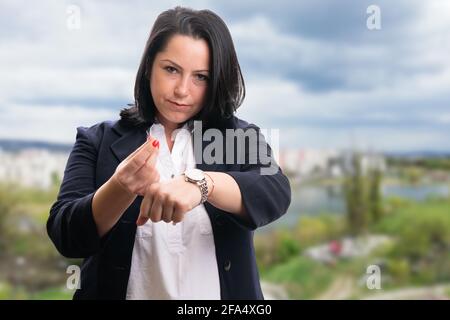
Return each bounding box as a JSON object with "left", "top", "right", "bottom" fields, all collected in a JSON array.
[{"left": 47, "top": 116, "right": 291, "bottom": 300}]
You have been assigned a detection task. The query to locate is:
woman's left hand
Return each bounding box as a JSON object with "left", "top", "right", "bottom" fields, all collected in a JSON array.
[{"left": 136, "top": 175, "right": 202, "bottom": 226}]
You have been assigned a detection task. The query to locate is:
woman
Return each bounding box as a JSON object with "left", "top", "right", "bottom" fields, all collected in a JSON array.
[{"left": 47, "top": 6, "right": 291, "bottom": 300}]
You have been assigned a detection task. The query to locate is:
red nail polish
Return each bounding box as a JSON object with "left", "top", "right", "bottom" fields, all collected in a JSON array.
[{"left": 152, "top": 140, "right": 159, "bottom": 148}]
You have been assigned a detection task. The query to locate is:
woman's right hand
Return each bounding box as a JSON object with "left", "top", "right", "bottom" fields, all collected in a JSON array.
[{"left": 111, "top": 136, "right": 160, "bottom": 197}]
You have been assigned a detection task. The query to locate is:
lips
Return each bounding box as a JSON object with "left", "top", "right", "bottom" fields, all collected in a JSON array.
[{"left": 167, "top": 100, "right": 191, "bottom": 107}]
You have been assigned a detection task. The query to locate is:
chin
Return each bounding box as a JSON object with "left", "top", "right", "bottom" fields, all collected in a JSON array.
[{"left": 160, "top": 111, "right": 192, "bottom": 126}]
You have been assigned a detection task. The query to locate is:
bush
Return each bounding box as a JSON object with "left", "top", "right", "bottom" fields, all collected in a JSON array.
[
  {"left": 375, "top": 200, "right": 450, "bottom": 260},
  {"left": 386, "top": 258, "right": 410, "bottom": 285},
  {"left": 401, "top": 167, "right": 424, "bottom": 184},
  {"left": 0, "top": 282, "right": 13, "bottom": 299},
  {"left": 383, "top": 196, "right": 413, "bottom": 216},
  {"left": 277, "top": 230, "right": 300, "bottom": 263},
  {"left": 255, "top": 229, "right": 300, "bottom": 271},
  {"left": 374, "top": 199, "right": 450, "bottom": 284},
  {"left": 263, "top": 256, "right": 334, "bottom": 299},
  {"left": 295, "top": 214, "right": 346, "bottom": 248}
]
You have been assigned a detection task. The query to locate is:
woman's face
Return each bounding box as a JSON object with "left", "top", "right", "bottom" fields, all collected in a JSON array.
[{"left": 150, "top": 34, "right": 210, "bottom": 128}]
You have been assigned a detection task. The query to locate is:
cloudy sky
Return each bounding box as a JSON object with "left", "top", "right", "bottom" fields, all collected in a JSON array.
[{"left": 1, "top": 0, "right": 449, "bottom": 151}]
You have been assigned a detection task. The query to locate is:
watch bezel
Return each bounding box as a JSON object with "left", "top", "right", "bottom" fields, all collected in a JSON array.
[{"left": 184, "top": 168, "right": 205, "bottom": 182}]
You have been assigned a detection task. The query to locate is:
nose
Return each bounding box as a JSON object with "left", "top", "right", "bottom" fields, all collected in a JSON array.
[{"left": 174, "top": 76, "right": 189, "bottom": 98}]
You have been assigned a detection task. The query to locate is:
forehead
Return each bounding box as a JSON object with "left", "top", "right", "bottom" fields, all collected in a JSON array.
[{"left": 157, "top": 34, "right": 210, "bottom": 70}]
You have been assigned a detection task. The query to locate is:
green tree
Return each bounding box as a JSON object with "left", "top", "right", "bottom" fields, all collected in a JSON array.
[
  {"left": 344, "top": 153, "right": 368, "bottom": 235},
  {"left": 368, "top": 168, "right": 383, "bottom": 223}
]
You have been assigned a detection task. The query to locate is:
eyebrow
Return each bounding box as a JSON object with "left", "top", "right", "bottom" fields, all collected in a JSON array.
[{"left": 161, "top": 59, "right": 209, "bottom": 73}]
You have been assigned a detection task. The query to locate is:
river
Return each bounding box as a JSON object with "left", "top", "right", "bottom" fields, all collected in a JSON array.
[{"left": 258, "top": 182, "right": 449, "bottom": 232}]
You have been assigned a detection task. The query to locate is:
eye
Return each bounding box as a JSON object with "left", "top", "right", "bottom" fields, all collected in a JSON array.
[
  {"left": 195, "top": 74, "right": 209, "bottom": 82},
  {"left": 164, "top": 66, "right": 178, "bottom": 74}
]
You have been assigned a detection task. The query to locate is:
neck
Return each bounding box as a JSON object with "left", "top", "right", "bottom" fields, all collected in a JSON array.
[
  {"left": 156, "top": 115, "right": 181, "bottom": 134},
  {"left": 155, "top": 114, "right": 183, "bottom": 152}
]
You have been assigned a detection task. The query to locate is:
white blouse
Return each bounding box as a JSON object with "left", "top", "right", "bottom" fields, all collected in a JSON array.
[{"left": 125, "top": 121, "right": 221, "bottom": 300}]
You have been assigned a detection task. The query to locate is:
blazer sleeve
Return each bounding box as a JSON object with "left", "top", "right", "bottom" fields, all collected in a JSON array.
[
  {"left": 47, "top": 124, "right": 103, "bottom": 258},
  {"left": 226, "top": 123, "right": 291, "bottom": 231}
]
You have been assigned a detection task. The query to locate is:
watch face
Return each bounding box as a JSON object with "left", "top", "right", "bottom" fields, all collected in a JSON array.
[{"left": 186, "top": 168, "right": 204, "bottom": 181}]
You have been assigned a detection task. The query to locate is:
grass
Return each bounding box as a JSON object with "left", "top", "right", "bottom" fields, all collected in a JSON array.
[
  {"left": 13, "top": 185, "right": 59, "bottom": 224},
  {"left": 446, "top": 287, "right": 450, "bottom": 298},
  {"left": 260, "top": 196, "right": 450, "bottom": 299},
  {"left": 3, "top": 177, "right": 450, "bottom": 300},
  {"left": 30, "top": 287, "right": 74, "bottom": 300},
  {"left": 0, "top": 282, "right": 74, "bottom": 300},
  {"left": 261, "top": 255, "right": 334, "bottom": 299}
]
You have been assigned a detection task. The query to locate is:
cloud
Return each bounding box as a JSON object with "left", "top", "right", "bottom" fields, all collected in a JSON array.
[
  {"left": 0, "top": 103, "right": 117, "bottom": 143},
  {"left": 228, "top": 2, "right": 448, "bottom": 93},
  {"left": 235, "top": 68, "right": 450, "bottom": 151},
  {"left": 0, "top": 1, "right": 449, "bottom": 151},
  {"left": 277, "top": 125, "right": 450, "bottom": 152},
  {"left": 0, "top": 65, "right": 134, "bottom": 106},
  {"left": 215, "top": 0, "right": 424, "bottom": 42}
]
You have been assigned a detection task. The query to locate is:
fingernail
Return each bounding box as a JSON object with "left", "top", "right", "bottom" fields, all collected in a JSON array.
[{"left": 152, "top": 140, "right": 159, "bottom": 148}]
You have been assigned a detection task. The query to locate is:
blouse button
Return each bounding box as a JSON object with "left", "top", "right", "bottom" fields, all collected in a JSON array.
[
  {"left": 171, "top": 174, "right": 175, "bottom": 178},
  {"left": 224, "top": 260, "right": 231, "bottom": 272}
]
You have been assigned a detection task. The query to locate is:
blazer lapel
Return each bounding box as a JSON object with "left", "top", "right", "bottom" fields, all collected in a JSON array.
[
  {"left": 110, "top": 122, "right": 148, "bottom": 163},
  {"left": 109, "top": 120, "right": 224, "bottom": 172}
]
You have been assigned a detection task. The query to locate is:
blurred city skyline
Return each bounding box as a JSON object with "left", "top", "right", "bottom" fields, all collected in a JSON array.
[{"left": 1, "top": 0, "right": 449, "bottom": 151}]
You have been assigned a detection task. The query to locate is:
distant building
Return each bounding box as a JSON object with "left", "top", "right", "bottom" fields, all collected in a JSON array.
[
  {"left": 1, "top": 146, "right": 387, "bottom": 189},
  {"left": 0, "top": 149, "right": 69, "bottom": 189},
  {"left": 341, "top": 151, "right": 387, "bottom": 175},
  {"left": 279, "top": 149, "right": 386, "bottom": 179}
]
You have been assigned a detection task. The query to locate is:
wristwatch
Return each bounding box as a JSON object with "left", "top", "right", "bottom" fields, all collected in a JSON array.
[{"left": 183, "top": 168, "right": 208, "bottom": 204}]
